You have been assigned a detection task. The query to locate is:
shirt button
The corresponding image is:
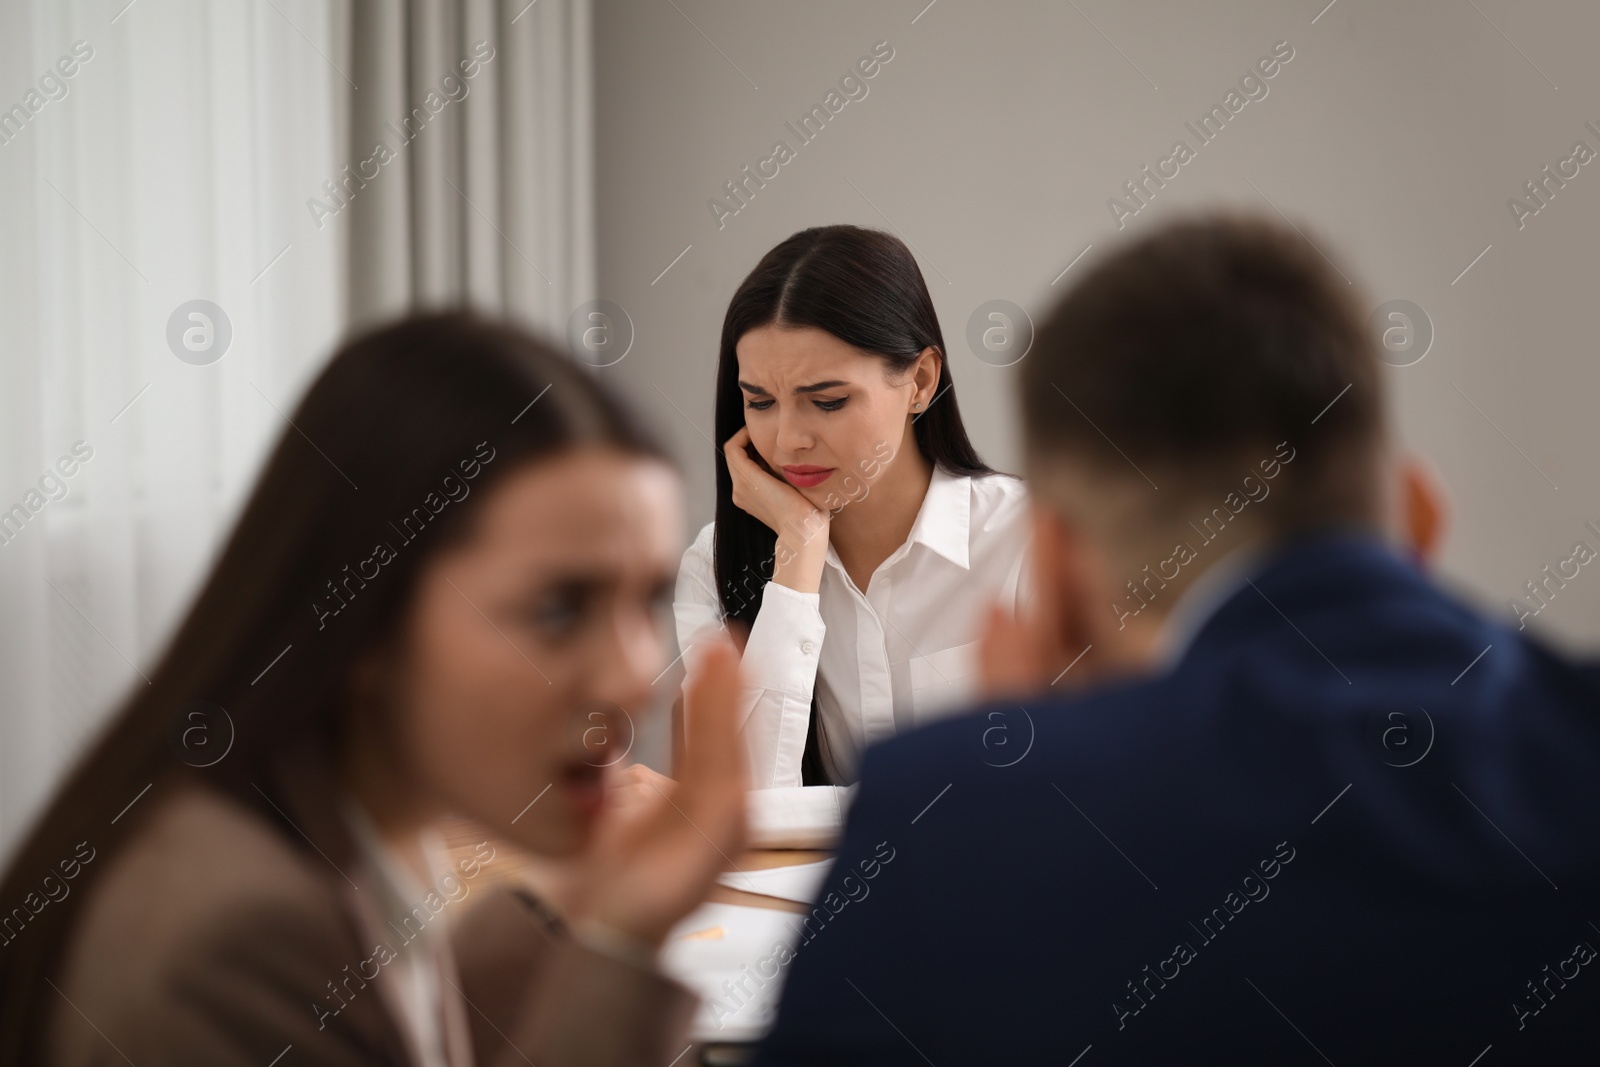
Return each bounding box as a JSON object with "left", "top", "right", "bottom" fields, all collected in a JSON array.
[{"left": 800, "top": 640, "right": 815, "bottom": 654}]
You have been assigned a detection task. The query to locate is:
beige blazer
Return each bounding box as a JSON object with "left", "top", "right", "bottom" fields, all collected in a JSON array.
[{"left": 45, "top": 742, "right": 697, "bottom": 1066}]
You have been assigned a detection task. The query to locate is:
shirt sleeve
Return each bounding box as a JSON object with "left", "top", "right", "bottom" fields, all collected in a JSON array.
[
  {"left": 746, "top": 783, "right": 858, "bottom": 848},
  {"left": 672, "top": 523, "right": 829, "bottom": 788}
]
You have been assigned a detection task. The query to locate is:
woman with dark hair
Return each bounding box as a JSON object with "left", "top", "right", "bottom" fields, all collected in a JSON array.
[
  {"left": 0, "top": 312, "right": 747, "bottom": 1065},
  {"left": 673, "top": 225, "right": 1033, "bottom": 840}
]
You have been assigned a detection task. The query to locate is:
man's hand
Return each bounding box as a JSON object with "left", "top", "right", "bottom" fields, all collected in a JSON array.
[{"left": 975, "top": 596, "right": 1053, "bottom": 702}]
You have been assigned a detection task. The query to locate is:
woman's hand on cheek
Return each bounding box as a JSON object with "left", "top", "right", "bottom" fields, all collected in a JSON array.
[
  {"left": 570, "top": 629, "right": 748, "bottom": 949},
  {"left": 723, "top": 425, "right": 829, "bottom": 547}
]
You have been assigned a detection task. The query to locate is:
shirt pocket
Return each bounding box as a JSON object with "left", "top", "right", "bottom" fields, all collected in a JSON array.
[{"left": 906, "top": 640, "right": 983, "bottom": 723}]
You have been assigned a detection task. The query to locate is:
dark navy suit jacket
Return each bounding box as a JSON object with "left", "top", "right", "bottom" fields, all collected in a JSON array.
[{"left": 751, "top": 531, "right": 1600, "bottom": 1065}]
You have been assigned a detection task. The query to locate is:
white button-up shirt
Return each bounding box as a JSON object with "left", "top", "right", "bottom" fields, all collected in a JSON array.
[{"left": 673, "top": 464, "right": 1034, "bottom": 803}]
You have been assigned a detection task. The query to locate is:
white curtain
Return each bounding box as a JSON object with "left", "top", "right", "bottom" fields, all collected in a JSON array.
[
  {"left": 0, "top": 0, "right": 595, "bottom": 862},
  {"left": 342, "top": 0, "right": 597, "bottom": 334}
]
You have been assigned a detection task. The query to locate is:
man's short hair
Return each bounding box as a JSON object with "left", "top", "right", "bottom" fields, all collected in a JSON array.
[{"left": 1020, "top": 212, "right": 1387, "bottom": 536}]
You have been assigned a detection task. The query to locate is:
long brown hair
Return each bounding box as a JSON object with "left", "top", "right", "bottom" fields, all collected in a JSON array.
[
  {"left": 0, "top": 311, "right": 673, "bottom": 1062},
  {"left": 711, "top": 224, "right": 999, "bottom": 784}
]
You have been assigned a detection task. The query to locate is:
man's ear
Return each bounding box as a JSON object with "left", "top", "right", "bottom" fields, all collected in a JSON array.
[{"left": 1398, "top": 452, "right": 1449, "bottom": 565}]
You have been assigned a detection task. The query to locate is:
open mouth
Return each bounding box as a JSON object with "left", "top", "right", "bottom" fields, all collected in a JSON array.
[{"left": 559, "top": 762, "right": 605, "bottom": 818}]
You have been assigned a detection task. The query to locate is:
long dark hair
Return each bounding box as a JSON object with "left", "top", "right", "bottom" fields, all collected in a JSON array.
[
  {"left": 0, "top": 311, "right": 673, "bottom": 1063},
  {"left": 711, "top": 225, "right": 996, "bottom": 784}
]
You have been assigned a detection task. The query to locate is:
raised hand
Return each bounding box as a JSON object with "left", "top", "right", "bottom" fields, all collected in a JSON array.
[
  {"left": 567, "top": 629, "right": 749, "bottom": 948},
  {"left": 975, "top": 595, "right": 1053, "bottom": 702},
  {"left": 974, "top": 540, "right": 1084, "bottom": 702}
]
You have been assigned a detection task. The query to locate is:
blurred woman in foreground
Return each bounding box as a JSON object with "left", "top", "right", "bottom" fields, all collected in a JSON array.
[{"left": 0, "top": 312, "right": 746, "bottom": 1066}]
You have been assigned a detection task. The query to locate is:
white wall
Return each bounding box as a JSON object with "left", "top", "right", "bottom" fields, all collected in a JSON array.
[{"left": 592, "top": 0, "right": 1600, "bottom": 650}]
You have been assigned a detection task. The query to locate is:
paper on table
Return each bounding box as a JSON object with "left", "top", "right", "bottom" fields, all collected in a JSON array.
[
  {"left": 659, "top": 901, "right": 808, "bottom": 1043},
  {"left": 716, "top": 859, "right": 833, "bottom": 905}
]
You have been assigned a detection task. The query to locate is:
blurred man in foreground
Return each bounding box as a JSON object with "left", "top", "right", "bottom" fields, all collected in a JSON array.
[{"left": 753, "top": 214, "right": 1600, "bottom": 1065}]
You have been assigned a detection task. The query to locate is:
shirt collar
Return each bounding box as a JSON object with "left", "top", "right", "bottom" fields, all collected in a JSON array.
[
  {"left": 906, "top": 463, "right": 972, "bottom": 570},
  {"left": 339, "top": 792, "right": 449, "bottom": 937},
  {"left": 1151, "top": 538, "right": 1273, "bottom": 671},
  {"left": 823, "top": 462, "right": 973, "bottom": 577}
]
